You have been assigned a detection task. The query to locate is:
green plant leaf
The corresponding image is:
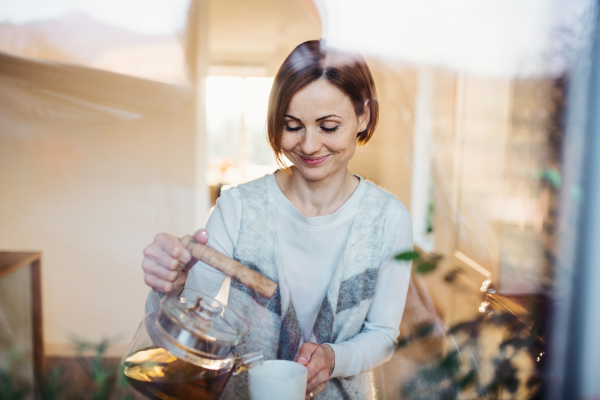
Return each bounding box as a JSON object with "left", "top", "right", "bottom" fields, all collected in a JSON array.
[
  {"left": 394, "top": 251, "right": 420, "bottom": 261},
  {"left": 41, "top": 366, "right": 64, "bottom": 400},
  {"left": 538, "top": 168, "right": 561, "bottom": 188},
  {"left": 416, "top": 262, "right": 436, "bottom": 274},
  {"left": 395, "top": 251, "right": 420, "bottom": 261},
  {"left": 0, "top": 351, "right": 30, "bottom": 400},
  {"left": 439, "top": 350, "right": 461, "bottom": 376}
]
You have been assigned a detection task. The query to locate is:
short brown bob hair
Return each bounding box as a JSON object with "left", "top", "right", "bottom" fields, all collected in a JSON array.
[{"left": 267, "top": 40, "right": 379, "bottom": 166}]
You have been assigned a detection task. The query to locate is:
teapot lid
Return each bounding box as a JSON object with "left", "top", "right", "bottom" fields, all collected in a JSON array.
[{"left": 155, "top": 288, "right": 248, "bottom": 360}]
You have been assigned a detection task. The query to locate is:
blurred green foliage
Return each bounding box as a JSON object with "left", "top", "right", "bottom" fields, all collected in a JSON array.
[
  {"left": 394, "top": 248, "right": 542, "bottom": 399},
  {"left": 0, "top": 350, "right": 29, "bottom": 400},
  {"left": 0, "top": 338, "right": 134, "bottom": 400},
  {"left": 399, "top": 312, "right": 541, "bottom": 399},
  {"left": 395, "top": 250, "right": 442, "bottom": 275},
  {"left": 72, "top": 337, "right": 134, "bottom": 400}
]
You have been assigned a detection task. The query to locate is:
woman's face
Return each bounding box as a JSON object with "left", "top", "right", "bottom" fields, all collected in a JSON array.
[{"left": 281, "top": 79, "right": 369, "bottom": 182}]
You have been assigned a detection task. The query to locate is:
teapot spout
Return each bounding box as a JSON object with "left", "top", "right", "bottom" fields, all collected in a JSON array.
[{"left": 233, "top": 352, "right": 264, "bottom": 375}]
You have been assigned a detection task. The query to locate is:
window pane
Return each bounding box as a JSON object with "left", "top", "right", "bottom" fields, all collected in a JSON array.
[
  {"left": 206, "top": 75, "right": 243, "bottom": 171},
  {"left": 243, "top": 77, "right": 275, "bottom": 168}
]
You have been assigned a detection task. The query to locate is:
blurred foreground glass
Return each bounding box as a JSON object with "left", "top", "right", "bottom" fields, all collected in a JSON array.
[
  {"left": 311, "top": 0, "right": 599, "bottom": 398},
  {"left": 206, "top": 76, "right": 276, "bottom": 187},
  {"left": 1, "top": 0, "right": 599, "bottom": 398}
]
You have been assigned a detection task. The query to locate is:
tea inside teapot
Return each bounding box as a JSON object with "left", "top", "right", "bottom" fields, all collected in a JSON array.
[{"left": 123, "top": 346, "right": 233, "bottom": 400}]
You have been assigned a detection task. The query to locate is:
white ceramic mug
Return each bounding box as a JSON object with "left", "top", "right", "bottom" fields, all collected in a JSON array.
[{"left": 249, "top": 360, "right": 308, "bottom": 400}]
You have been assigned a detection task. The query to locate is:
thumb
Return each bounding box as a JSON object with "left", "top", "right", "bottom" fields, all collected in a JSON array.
[
  {"left": 296, "top": 342, "right": 318, "bottom": 366},
  {"left": 193, "top": 228, "right": 209, "bottom": 244},
  {"left": 180, "top": 229, "right": 208, "bottom": 271}
]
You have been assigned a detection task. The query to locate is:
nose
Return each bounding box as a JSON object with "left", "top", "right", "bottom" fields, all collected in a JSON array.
[{"left": 299, "top": 128, "right": 321, "bottom": 155}]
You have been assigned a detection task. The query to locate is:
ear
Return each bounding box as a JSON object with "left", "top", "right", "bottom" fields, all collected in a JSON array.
[{"left": 358, "top": 99, "right": 371, "bottom": 131}]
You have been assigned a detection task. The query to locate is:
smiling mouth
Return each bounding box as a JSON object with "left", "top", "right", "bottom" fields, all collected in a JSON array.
[{"left": 298, "top": 154, "right": 329, "bottom": 165}]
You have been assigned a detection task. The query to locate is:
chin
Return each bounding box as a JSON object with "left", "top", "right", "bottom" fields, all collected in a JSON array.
[{"left": 294, "top": 163, "right": 335, "bottom": 181}]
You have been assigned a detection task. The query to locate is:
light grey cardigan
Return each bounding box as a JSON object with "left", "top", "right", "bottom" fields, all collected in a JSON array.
[{"left": 221, "top": 175, "right": 394, "bottom": 400}]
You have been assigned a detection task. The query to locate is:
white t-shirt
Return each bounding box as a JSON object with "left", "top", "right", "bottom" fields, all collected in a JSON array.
[{"left": 151, "top": 174, "right": 413, "bottom": 378}]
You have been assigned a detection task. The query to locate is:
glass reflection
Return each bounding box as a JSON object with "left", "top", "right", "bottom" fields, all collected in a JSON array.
[
  {"left": 315, "top": 0, "right": 596, "bottom": 398},
  {"left": 0, "top": 0, "right": 598, "bottom": 397}
]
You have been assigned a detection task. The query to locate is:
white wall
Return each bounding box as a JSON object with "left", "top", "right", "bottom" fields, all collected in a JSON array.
[{"left": 0, "top": 74, "right": 196, "bottom": 355}]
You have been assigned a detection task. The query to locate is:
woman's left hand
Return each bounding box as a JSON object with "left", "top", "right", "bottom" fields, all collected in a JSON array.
[{"left": 296, "top": 342, "right": 335, "bottom": 399}]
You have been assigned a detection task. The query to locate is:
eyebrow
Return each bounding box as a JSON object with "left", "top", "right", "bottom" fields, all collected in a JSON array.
[
  {"left": 316, "top": 114, "right": 340, "bottom": 121},
  {"left": 284, "top": 114, "right": 341, "bottom": 122}
]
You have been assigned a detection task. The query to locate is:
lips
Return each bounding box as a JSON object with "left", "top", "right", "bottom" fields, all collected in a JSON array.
[{"left": 298, "top": 154, "right": 329, "bottom": 165}]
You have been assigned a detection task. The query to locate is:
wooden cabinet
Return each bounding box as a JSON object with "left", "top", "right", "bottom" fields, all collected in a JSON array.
[{"left": 0, "top": 252, "right": 43, "bottom": 399}]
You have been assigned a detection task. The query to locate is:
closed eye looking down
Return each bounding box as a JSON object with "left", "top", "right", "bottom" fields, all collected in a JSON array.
[{"left": 284, "top": 125, "right": 339, "bottom": 132}]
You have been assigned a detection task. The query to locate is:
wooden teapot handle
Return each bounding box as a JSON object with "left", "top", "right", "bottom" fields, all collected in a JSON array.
[{"left": 180, "top": 235, "right": 277, "bottom": 299}]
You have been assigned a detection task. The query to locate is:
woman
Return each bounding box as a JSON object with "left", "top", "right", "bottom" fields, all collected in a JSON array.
[{"left": 142, "top": 40, "right": 412, "bottom": 400}]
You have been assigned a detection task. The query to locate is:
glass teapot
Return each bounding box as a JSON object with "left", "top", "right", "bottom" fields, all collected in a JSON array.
[{"left": 121, "top": 288, "right": 263, "bottom": 400}]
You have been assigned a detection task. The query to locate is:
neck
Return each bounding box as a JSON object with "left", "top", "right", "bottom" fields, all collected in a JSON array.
[{"left": 275, "top": 165, "right": 359, "bottom": 217}]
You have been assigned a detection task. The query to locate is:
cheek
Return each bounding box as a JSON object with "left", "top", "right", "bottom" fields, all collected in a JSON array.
[
  {"left": 327, "top": 133, "right": 357, "bottom": 155},
  {"left": 280, "top": 132, "right": 297, "bottom": 151},
  {"left": 343, "top": 141, "right": 358, "bottom": 160}
]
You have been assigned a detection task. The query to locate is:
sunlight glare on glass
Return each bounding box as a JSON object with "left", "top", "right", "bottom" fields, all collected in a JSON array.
[
  {"left": 318, "top": 0, "right": 593, "bottom": 76},
  {"left": 479, "top": 301, "right": 490, "bottom": 313},
  {"left": 0, "top": 0, "right": 190, "bottom": 35},
  {"left": 206, "top": 76, "right": 277, "bottom": 185},
  {"left": 243, "top": 77, "right": 274, "bottom": 129},
  {"left": 206, "top": 76, "right": 243, "bottom": 131},
  {"left": 480, "top": 279, "right": 492, "bottom": 293}
]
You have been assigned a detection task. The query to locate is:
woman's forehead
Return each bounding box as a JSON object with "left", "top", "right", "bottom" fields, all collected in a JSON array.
[{"left": 285, "top": 80, "right": 354, "bottom": 119}]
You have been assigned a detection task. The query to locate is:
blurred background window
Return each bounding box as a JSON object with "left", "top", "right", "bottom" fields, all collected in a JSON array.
[{"left": 206, "top": 75, "right": 276, "bottom": 188}]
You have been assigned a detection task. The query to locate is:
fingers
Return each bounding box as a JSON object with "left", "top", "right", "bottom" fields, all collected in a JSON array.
[
  {"left": 300, "top": 344, "right": 326, "bottom": 383},
  {"left": 144, "top": 271, "right": 187, "bottom": 293},
  {"left": 154, "top": 233, "right": 192, "bottom": 264},
  {"left": 143, "top": 260, "right": 189, "bottom": 293},
  {"left": 307, "top": 369, "right": 329, "bottom": 393},
  {"left": 181, "top": 229, "right": 209, "bottom": 271},
  {"left": 143, "top": 244, "right": 180, "bottom": 272},
  {"left": 298, "top": 343, "right": 335, "bottom": 397},
  {"left": 142, "top": 257, "right": 179, "bottom": 281},
  {"left": 296, "top": 342, "right": 318, "bottom": 372},
  {"left": 142, "top": 232, "right": 194, "bottom": 293},
  {"left": 193, "top": 229, "right": 210, "bottom": 244},
  {"left": 305, "top": 381, "right": 327, "bottom": 400}
]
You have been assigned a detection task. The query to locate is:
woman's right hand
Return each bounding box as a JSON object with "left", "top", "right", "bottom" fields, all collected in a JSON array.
[{"left": 142, "top": 229, "right": 209, "bottom": 293}]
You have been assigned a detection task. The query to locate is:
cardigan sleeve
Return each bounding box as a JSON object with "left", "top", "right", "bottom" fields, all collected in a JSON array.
[
  {"left": 327, "top": 200, "right": 413, "bottom": 378},
  {"left": 185, "top": 187, "right": 243, "bottom": 297}
]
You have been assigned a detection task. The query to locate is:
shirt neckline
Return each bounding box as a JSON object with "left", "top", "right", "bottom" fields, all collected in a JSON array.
[{"left": 266, "top": 173, "right": 366, "bottom": 230}]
